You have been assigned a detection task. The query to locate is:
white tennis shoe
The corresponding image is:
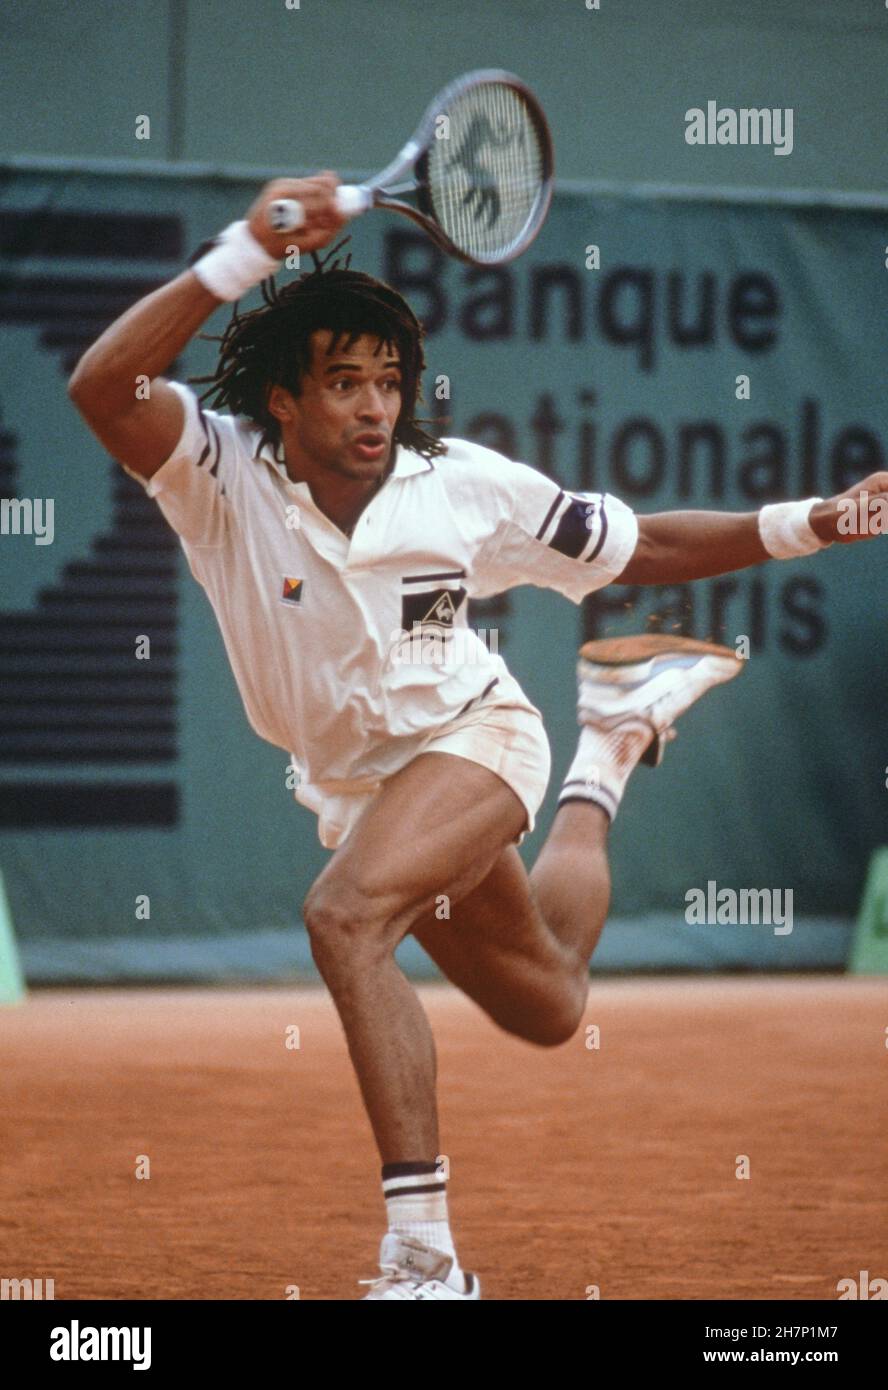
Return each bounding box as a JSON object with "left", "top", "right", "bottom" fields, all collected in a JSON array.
[
  {"left": 359, "top": 1234, "right": 481, "bottom": 1300},
  {"left": 561, "top": 634, "right": 745, "bottom": 821},
  {"left": 577, "top": 634, "right": 744, "bottom": 767}
]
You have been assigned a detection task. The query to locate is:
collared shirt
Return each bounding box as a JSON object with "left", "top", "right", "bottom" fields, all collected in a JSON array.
[{"left": 123, "top": 380, "right": 638, "bottom": 805}]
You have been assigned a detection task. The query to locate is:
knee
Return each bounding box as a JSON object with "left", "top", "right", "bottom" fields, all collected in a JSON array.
[
  {"left": 496, "top": 1004, "right": 583, "bottom": 1049},
  {"left": 302, "top": 881, "right": 386, "bottom": 975},
  {"left": 522, "top": 1009, "right": 583, "bottom": 1048},
  {"left": 506, "top": 979, "right": 587, "bottom": 1048}
]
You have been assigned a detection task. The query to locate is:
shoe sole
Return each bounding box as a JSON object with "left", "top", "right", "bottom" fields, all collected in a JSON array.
[
  {"left": 577, "top": 634, "right": 744, "bottom": 768},
  {"left": 579, "top": 634, "right": 743, "bottom": 666}
]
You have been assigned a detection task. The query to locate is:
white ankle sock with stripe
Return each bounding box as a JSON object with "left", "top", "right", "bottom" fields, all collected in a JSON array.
[
  {"left": 558, "top": 719, "right": 655, "bottom": 823},
  {"left": 381, "top": 1161, "right": 466, "bottom": 1292}
]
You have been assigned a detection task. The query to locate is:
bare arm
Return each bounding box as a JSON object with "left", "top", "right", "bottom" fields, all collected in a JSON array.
[
  {"left": 617, "top": 472, "right": 888, "bottom": 584},
  {"left": 617, "top": 508, "right": 769, "bottom": 584},
  {"left": 68, "top": 173, "right": 347, "bottom": 479},
  {"left": 67, "top": 272, "right": 220, "bottom": 477}
]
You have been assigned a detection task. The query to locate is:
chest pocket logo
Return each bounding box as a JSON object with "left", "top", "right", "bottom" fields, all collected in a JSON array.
[{"left": 402, "top": 583, "right": 467, "bottom": 633}]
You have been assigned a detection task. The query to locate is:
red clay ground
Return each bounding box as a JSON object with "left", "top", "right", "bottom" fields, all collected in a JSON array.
[{"left": 0, "top": 978, "right": 886, "bottom": 1300}]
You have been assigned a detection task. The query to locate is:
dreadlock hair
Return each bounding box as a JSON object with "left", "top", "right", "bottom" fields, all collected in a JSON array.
[{"left": 190, "top": 238, "right": 447, "bottom": 463}]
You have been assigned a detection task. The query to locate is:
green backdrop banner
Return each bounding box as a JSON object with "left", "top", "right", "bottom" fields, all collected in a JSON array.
[{"left": 1, "top": 170, "right": 884, "bottom": 978}]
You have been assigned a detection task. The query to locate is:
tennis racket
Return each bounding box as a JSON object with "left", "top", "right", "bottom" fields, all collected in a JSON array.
[{"left": 267, "top": 69, "right": 554, "bottom": 266}]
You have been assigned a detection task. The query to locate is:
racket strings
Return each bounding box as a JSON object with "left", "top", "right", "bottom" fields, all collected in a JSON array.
[{"left": 427, "top": 83, "right": 545, "bottom": 261}]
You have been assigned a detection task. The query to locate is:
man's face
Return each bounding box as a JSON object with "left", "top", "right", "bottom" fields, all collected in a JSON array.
[{"left": 271, "top": 329, "right": 403, "bottom": 482}]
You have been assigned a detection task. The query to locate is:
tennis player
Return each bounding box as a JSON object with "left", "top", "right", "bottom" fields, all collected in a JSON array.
[{"left": 68, "top": 175, "right": 888, "bottom": 1300}]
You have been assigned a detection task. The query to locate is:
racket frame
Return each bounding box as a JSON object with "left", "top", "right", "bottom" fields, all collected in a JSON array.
[{"left": 351, "top": 68, "right": 554, "bottom": 266}]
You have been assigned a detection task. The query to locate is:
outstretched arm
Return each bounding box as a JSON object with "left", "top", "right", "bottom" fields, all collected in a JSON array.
[{"left": 617, "top": 471, "right": 888, "bottom": 584}]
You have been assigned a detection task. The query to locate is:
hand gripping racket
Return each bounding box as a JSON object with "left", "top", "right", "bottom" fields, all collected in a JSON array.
[{"left": 267, "top": 69, "right": 554, "bottom": 266}]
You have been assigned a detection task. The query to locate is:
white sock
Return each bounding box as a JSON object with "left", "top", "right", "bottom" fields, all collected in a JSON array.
[
  {"left": 381, "top": 1161, "right": 466, "bottom": 1292},
  {"left": 558, "top": 719, "right": 655, "bottom": 823}
]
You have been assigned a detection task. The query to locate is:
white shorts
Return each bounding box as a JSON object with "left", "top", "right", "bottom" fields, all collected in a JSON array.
[{"left": 308, "top": 700, "right": 552, "bottom": 851}]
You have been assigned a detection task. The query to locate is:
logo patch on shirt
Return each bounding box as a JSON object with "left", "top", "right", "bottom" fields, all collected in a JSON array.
[
  {"left": 281, "top": 576, "right": 304, "bottom": 605},
  {"left": 401, "top": 584, "right": 467, "bottom": 632}
]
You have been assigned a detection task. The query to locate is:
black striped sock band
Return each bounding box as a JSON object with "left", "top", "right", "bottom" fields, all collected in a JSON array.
[
  {"left": 558, "top": 780, "right": 619, "bottom": 821},
  {"left": 382, "top": 1160, "right": 446, "bottom": 1200}
]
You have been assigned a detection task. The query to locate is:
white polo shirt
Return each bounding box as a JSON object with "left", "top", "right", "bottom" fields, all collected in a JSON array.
[{"left": 124, "top": 381, "right": 638, "bottom": 813}]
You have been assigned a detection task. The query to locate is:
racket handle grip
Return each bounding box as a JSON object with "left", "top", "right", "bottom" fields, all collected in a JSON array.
[
  {"left": 267, "top": 186, "right": 371, "bottom": 234},
  {"left": 334, "top": 185, "right": 372, "bottom": 217}
]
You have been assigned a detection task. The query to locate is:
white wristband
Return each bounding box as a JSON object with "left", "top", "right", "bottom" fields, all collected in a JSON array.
[
  {"left": 758, "top": 498, "right": 831, "bottom": 559},
  {"left": 191, "top": 220, "right": 282, "bottom": 301}
]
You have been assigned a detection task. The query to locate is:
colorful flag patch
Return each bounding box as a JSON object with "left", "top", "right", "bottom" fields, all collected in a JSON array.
[{"left": 281, "top": 577, "right": 303, "bottom": 605}]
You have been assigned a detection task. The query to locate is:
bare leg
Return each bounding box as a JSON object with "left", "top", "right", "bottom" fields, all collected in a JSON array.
[
  {"left": 302, "top": 751, "right": 530, "bottom": 1163},
  {"left": 410, "top": 804, "right": 611, "bottom": 1046},
  {"left": 529, "top": 801, "right": 613, "bottom": 962},
  {"left": 305, "top": 758, "right": 618, "bottom": 1161}
]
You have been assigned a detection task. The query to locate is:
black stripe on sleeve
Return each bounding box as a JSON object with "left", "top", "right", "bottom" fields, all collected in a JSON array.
[
  {"left": 585, "top": 501, "right": 608, "bottom": 563},
  {"left": 207, "top": 421, "right": 222, "bottom": 477},
  {"left": 192, "top": 401, "right": 217, "bottom": 471},
  {"left": 535, "top": 488, "right": 565, "bottom": 541}
]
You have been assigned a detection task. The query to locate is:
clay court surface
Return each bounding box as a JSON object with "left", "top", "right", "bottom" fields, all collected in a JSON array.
[{"left": 1, "top": 977, "right": 885, "bottom": 1301}]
